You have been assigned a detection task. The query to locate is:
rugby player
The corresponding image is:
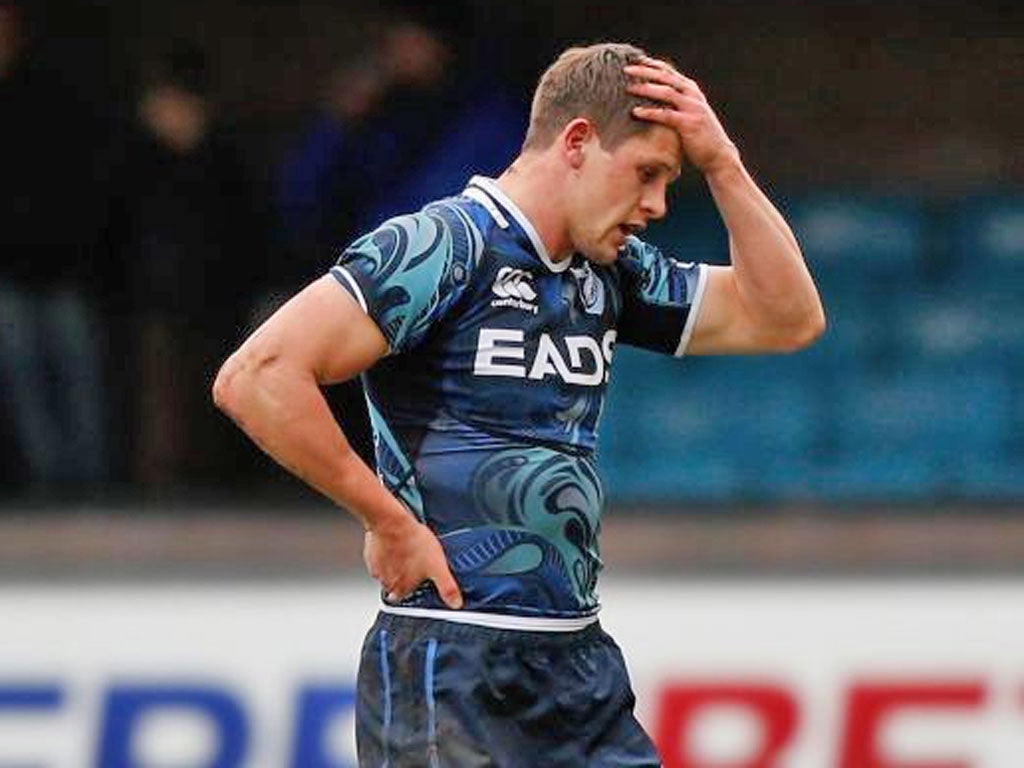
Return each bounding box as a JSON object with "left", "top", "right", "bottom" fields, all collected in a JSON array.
[{"left": 214, "top": 42, "right": 825, "bottom": 766}]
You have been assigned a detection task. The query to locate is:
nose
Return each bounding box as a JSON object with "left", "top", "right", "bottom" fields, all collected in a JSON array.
[{"left": 640, "top": 185, "right": 667, "bottom": 221}]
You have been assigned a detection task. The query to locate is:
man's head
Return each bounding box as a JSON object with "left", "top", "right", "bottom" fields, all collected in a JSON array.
[
  {"left": 518, "top": 43, "right": 683, "bottom": 265},
  {"left": 523, "top": 43, "right": 659, "bottom": 154},
  {"left": 138, "top": 41, "right": 211, "bottom": 155}
]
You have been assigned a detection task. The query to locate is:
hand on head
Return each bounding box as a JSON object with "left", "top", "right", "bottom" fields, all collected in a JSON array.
[{"left": 625, "top": 57, "right": 739, "bottom": 175}]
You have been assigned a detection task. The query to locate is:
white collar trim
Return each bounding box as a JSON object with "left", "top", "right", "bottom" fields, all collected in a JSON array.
[
  {"left": 465, "top": 176, "right": 571, "bottom": 273},
  {"left": 462, "top": 187, "right": 509, "bottom": 229}
]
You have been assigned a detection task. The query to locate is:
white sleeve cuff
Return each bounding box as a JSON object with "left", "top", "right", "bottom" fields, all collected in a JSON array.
[
  {"left": 674, "top": 263, "right": 710, "bottom": 357},
  {"left": 330, "top": 265, "right": 368, "bottom": 313}
]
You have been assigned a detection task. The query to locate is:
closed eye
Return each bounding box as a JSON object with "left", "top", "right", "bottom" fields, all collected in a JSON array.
[{"left": 638, "top": 166, "right": 659, "bottom": 184}]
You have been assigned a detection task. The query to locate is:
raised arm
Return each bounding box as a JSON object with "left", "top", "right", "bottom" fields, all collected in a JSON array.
[
  {"left": 212, "top": 275, "right": 462, "bottom": 607},
  {"left": 626, "top": 58, "right": 826, "bottom": 354}
]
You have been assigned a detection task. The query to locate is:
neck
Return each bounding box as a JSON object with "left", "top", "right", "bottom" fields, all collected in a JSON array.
[{"left": 495, "top": 154, "right": 574, "bottom": 262}]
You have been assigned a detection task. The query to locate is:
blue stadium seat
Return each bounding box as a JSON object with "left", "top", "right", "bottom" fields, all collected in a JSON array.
[
  {"left": 940, "top": 196, "right": 1024, "bottom": 381},
  {"left": 826, "top": 365, "right": 1012, "bottom": 499},
  {"left": 600, "top": 192, "right": 1024, "bottom": 504},
  {"left": 800, "top": 373, "right": 1015, "bottom": 503},
  {"left": 951, "top": 455, "right": 1024, "bottom": 500},
  {"left": 600, "top": 349, "right": 822, "bottom": 503},
  {"left": 950, "top": 195, "right": 1024, "bottom": 283},
  {"left": 803, "top": 453, "right": 940, "bottom": 501},
  {"left": 787, "top": 193, "right": 931, "bottom": 378},
  {"left": 600, "top": 349, "right": 741, "bottom": 502},
  {"left": 893, "top": 286, "right": 1024, "bottom": 369},
  {"left": 797, "top": 282, "right": 886, "bottom": 373},
  {"left": 786, "top": 194, "right": 928, "bottom": 278}
]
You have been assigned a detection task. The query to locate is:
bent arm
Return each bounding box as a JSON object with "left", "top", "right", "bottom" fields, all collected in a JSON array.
[
  {"left": 627, "top": 58, "right": 826, "bottom": 355},
  {"left": 213, "top": 274, "right": 463, "bottom": 608},
  {"left": 688, "top": 156, "right": 826, "bottom": 354},
  {"left": 212, "top": 275, "right": 399, "bottom": 524}
]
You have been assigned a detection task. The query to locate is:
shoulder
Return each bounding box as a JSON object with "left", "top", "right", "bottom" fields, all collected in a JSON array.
[
  {"left": 616, "top": 236, "right": 681, "bottom": 271},
  {"left": 332, "top": 197, "right": 497, "bottom": 353},
  {"left": 338, "top": 188, "right": 512, "bottom": 286},
  {"left": 614, "top": 236, "right": 706, "bottom": 303},
  {"left": 342, "top": 201, "right": 484, "bottom": 277},
  {"left": 421, "top": 196, "right": 490, "bottom": 269},
  {"left": 618, "top": 235, "right": 704, "bottom": 271},
  {"left": 614, "top": 236, "right": 667, "bottom": 289}
]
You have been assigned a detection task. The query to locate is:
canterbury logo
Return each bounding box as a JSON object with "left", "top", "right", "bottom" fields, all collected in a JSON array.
[{"left": 492, "top": 267, "right": 536, "bottom": 301}]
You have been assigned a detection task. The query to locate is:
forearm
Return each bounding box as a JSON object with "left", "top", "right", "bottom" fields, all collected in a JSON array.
[
  {"left": 705, "top": 154, "right": 825, "bottom": 341},
  {"left": 214, "top": 357, "right": 404, "bottom": 531}
]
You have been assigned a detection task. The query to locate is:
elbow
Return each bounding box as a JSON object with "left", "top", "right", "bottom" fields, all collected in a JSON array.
[
  {"left": 753, "top": 295, "right": 826, "bottom": 353},
  {"left": 211, "top": 359, "right": 234, "bottom": 416},
  {"left": 212, "top": 341, "right": 294, "bottom": 423},
  {"left": 779, "top": 302, "right": 827, "bottom": 352},
  {"left": 212, "top": 353, "right": 247, "bottom": 420},
  {"left": 804, "top": 296, "right": 829, "bottom": 347}
]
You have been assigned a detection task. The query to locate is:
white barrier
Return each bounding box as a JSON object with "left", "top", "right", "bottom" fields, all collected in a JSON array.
[{"left": 1, "top": 578, "right": 1023, "bottom": 767}]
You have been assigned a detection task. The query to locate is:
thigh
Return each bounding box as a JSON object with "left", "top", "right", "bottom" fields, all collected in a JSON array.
[
  {"left": 548, "top": 631, "right": 661, "bottom": 768},
  {"left": 357, "top": 618, "right": 497, "bottom": 768}
]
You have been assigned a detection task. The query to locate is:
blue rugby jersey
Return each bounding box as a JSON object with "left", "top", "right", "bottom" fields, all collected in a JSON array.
[{"left": 330, "top": 176, "right": 709, "bottom": 620}]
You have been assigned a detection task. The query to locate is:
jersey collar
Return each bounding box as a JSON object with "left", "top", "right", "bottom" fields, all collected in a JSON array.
[{"left": 464, "top": 176, "right": 571, "bottom": 273}]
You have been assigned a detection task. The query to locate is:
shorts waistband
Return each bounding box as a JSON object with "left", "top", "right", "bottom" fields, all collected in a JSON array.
[{"left": 379, "top": 604, "right": 600, "bottom": 633}]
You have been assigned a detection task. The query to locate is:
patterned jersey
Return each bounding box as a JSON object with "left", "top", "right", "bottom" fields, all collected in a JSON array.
[{"left": 331, "top": 176, "right": 708, "bottom": 620}]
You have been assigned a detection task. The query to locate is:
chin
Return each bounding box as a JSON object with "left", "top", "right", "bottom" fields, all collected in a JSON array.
[
  {"left": 578, "top": 241, "right": 619, "bottom": 266},
  {"left": 580, "top": 249, "right": 616, "bottom": 266},
  {"left": 599, "top": 244, "right": 624, "bottom": 265}
]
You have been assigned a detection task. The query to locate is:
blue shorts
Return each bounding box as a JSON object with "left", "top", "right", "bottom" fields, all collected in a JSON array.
[{"left": 356, "top": 611, "right": 662, "bottom": 767}]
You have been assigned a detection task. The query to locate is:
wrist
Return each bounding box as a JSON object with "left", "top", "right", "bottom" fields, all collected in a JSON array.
[
  {"left": 332, "top": 451, "right": 411, "bottom": 534},
  {"left": 363, "top": 503, "right": 413, "bottom": 536},
  {"left": 701, "top": 144, "right": 743, "bottom": 180}
]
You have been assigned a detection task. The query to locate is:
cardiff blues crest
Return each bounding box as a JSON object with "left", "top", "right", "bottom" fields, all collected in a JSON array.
[{"left": 570, "top": 263, "right": 605, "bottom": 316}]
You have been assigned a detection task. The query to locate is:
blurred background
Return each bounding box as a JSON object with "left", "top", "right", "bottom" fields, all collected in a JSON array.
[{"left": 1, "top": 1, "right": 1022, "bottom": 765}]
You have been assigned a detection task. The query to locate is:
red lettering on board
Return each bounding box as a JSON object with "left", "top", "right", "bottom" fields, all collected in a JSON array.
[{"left": 655, "top": 683, "right": 798, "bottom": 768}]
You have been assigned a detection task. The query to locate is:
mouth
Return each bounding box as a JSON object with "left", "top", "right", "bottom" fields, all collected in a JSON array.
[{"left": 618, "top": 223, "right": 644, "bottom": 239}]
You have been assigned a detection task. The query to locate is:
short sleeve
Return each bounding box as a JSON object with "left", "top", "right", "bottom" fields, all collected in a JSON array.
[
  {"left": 616, "top": 237, "right": 710, "bottom": 356},
  {"left": 330, "top": 206, "right": 479, "bottom": 354}
]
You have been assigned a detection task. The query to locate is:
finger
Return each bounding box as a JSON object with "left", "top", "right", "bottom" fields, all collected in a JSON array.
[
  {"left": 629, "top": 90, "right": 707, "bottom": 116},
  {"left": 637, "top": 55, "right": 674, "bottom": 72},
  {"left": 636, "top": 57, "right": 697, "bottom": 87},
  {"left": 625, "top": 65, "right": 702, "bottom": 98},
  {"left": 624, "top": 64, "right": 674, "bottom": 87},
  {"left": 627, "top": 80, "right": 686, "bottom": 107},
  {"left": 432, "top": 567, "right": 464, "bottom": 610},
  {"left": 385, "top": 581, "right": 413, "bottom": 603},
  {"left": 631, "top": 105, "right": 692, "bottom": 131},
  {"left": 625, "top": 61, "right": 677, "bottom": 78},
  {"left": 631, "top": 99, "right": 706, "bottom": 127}
]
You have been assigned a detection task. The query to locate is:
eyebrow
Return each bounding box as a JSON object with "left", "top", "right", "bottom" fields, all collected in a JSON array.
[{"left": 648, "top": 160, "right": 682, "bottom": 180}]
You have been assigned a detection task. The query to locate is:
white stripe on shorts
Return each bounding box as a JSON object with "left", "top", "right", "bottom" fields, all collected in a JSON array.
[{"left": 379, "top": 604, "right": 600, "bottom": 633}]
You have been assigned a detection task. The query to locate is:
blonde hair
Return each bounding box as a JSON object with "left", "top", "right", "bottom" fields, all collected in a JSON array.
[{"left": 522, "top": 43, "right": 660, "bottom": 152}]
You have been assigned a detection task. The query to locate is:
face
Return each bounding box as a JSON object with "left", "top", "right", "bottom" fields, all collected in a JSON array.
[
  {"left": 566, "top": 124, "right": 682, "bottom": 265},
  {"left": 383, "top": 23, "right": 449, "bottom": 87}
]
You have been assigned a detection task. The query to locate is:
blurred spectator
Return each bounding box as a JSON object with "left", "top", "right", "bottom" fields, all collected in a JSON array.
[
  {"left": 106, "top": 40, "right": 269, "bottom": 491},
  {"left": 0, "top": 1, "right": 111, "bottom": 496},
  {"left": 274, "top": 3, "right": 527, "bottom": 464},
  {"left": 277, "top": 6, "right": 526, "bottom": 273}
]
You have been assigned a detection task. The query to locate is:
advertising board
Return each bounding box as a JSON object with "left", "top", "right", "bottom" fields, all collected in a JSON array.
[{"left": 2, "top": 579, "right": 1022, "bottom": 767}]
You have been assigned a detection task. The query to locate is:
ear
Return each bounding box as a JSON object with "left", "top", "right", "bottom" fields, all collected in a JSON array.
[{"left": 561, "top": 118, "right": 595, "bottom": 170}]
